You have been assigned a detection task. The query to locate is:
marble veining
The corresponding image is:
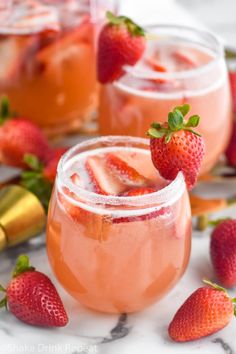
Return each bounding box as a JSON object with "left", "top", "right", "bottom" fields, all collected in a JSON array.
[{"left": 212, "top": 338, "right": 235, "bottom": 354}]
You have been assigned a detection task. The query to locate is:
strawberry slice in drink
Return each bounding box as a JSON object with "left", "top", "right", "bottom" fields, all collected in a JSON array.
[
  {"left": 145, "top": 57, "right": 167, "bottom": 73},
  {"left": 35, "top": 15, "right": 92, "bottom": 70},
  {"left": 113, "top": 186, "right": 170, "bottom": 223},
  {"left": 70, "top": 172, "right": 83, "bottom": 187},
  {"left": 172, "top": 50, "right": 197, "bottom": 69},
  {"left": 145, "top": 56, "right": 173, "bottom": 85},
  {"left": 105, "top": 153, "right": 147, "bottom": 187},
  {"left": 113, "top": 205, "right": 170, "bottom": 224},
  {"left": 85, "top": 155, "right": 127, "bottom": 195},
  {"left": 122, "top": 187, "right": 156, "bottom": 196}
]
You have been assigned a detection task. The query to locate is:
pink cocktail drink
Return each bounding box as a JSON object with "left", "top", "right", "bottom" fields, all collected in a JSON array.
[
  {"left": 99, "top": 25, "right": 232, "bottom": 173},
  {"left": 47, "top": 136, "right": 191, "bottom": 313}
]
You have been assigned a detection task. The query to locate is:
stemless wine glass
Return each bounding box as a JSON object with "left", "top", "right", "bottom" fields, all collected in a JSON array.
[
  {"left": 46, "top": 136, "right": 192, "bottom": 313},
  {"left": 99, "top": 25, "right": 233, "bottom": 173}
]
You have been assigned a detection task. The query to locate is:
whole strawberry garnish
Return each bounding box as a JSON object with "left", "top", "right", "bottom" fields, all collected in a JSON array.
[
  {"left": 0, "top": 255, "right": 68, "bottom": 327},
  {"left": 148, "top": 104, "right": 205, "bottom": 190},
  {"left": 97, "top": 11, "right": 146, "bottom": 83},
  {"left": 168, "top": 280, "right": 235, "bottom": 342},
  {"left": 210, "top": 219, "right": 236, "bottom": 287},
  {"left": 225, "top": 121, "right": 236, "bottom": 167},
  {"left": 0, "top": 97, "right": 51, "bottom": 168}
]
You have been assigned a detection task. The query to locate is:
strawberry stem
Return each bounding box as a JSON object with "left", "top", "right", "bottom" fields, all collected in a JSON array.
[
  {"left": 0, "top": 96, "right": 10, "bottom": 125},
  {"left": 147, "top": 104, "right": 202, "bottom": 143},
  {"left": 20, "top": 154, "right": 53, "bottom": 212},
  {"left": 196, "top": 214, "right": 233, "bottom": 231},
  {"left": 12, "top": 255, "right": 35, "bottom": 278},
  {"left": 106, "top": 11, "right": 145, "bottom": 37},
  {"left": 0, "top": 297, "right": 7, "bottom": 310},
  {"left": 203, "top": 279, "right": 227, "bottom": 293},
  {"left": 0, "top": 283, "right": 7, "bottom": 310}
]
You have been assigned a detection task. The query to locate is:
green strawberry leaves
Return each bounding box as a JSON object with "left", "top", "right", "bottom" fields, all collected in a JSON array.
[
  {"left": 106, "top": 11, "right": 145, "bottom": 37},
  {"left": 0, "top": 96, "right": 17, "bottom": 125},
  {"left": 20, "top": 154, "right": 53, "bottom": 212},
  {"left": 0, "top": 255, "right": 34, "bottom": 310},
  {"left": 185, "top": 115, "right": 200, "bottom": 128},
  {"left": 12, "top": 255, "right": 35, "bottom": 278},
  {"left": 147, "top": 104, "right": 201, "bottom": 143}
]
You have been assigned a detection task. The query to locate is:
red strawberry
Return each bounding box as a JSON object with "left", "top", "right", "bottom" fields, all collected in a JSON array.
[
  {"left": 122, "top": 187, "right": 156, "bottom": 196},
  {"left": 0, "top": 255, "right": 68, "bottom": 327},
  {"left": 0, "top": 97, "right": 51, "bottom": 168},
  {"left": 168, "top": 280, "right": 234, "bottom": 342},
  {"left": 21, "top": 150, "right": 66, "bottom": 211},
  {"left": 97, "top": 11, "right": 146, "bottom": 83},
  {"left": 43, "top": 147, "right": 68, "bottom": 182},
  {"left": 106, "top": 153, "right": 147, "bottom": 186},
  {"left": 210, "top": 219, "right": 236, "bottom": 287},
  {"left": 229, "top": 71, "right": 236, "bottom": 113},
  {"left": 148, "top": 104, "right": 205, "bottom": 190},
  {"left": 225, "top": 121, "right": 236, "bottom": 167}
]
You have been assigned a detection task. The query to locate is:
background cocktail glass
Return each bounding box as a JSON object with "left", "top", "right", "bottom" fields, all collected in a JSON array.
[
  {"left": 0, "top": 0, "right": 98, "bottom": 136},
  {"left": 99, "top": 25, "right": 233, "bottom": 174}
]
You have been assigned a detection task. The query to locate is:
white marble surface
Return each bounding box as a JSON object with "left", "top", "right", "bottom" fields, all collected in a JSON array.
[{"left": 1, "top": 1, "right": 236, "bottom": 353}]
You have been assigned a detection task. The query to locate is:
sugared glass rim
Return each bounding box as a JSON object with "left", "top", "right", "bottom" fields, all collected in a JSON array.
[
  {"left": 57, "top": 136, "right": 186, "bottom": 208},
  {"left": 122, "top": 24, "right": 224, "bottom": 81}
]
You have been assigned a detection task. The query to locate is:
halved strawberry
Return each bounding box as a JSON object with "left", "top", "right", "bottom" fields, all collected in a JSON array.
[
  {"left": 85, "top": 155, "right": 125, "bottom": 195},
  {"left": 106, "top": 153, "right": 147, "bottom": 187}
]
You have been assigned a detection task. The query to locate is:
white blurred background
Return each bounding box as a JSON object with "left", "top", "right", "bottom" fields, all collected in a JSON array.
[{"left": 120, "top": 0, "right": 236, "bottom": 47}]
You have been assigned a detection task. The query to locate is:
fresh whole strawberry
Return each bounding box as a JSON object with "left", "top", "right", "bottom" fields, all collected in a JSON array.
[
  {"left": 229, "top": 71, "right": 236, "bottom": 114},
  {"left": 168, "top": 280, "right": 235, "bottom": 342},
  {"left": 97, "top": 11, "right": 146, "bottom": 83},
  {"left": 0, "top": 255, "right": 68, "bottom": 327},
  {"left": 210, "top": 219, "right": 236, "bottom": 287},
  {"left": 43, "top": 147, "right": 68, "bottom": 182},
  {"left": 148, "top": 104, "right": 205, "bottom": 190},
  {"left": 0, "top": 97, "right": 52, "bottom": 168},
  {"left": 225, "top": 121, "right": 236, "bottom": 167}
]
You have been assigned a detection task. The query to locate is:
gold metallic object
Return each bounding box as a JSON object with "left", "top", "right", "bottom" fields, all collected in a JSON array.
[{"left": 0, "top": 185, "right": 46, "bottom": 251}]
